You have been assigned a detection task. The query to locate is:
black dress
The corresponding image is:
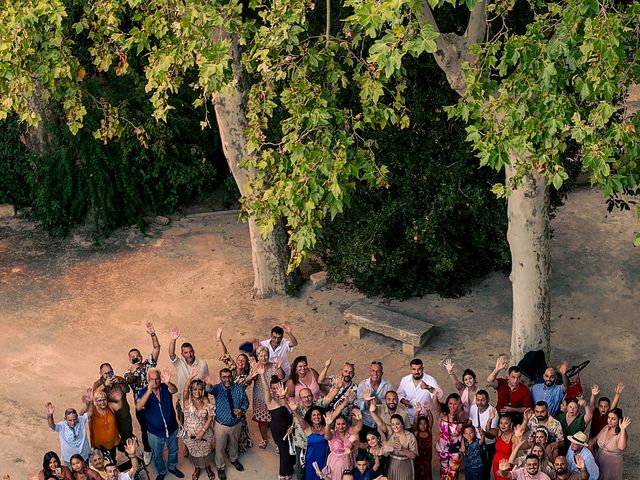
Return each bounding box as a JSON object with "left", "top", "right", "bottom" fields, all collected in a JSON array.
[{"left": 269, "top": 406, "right": 296, "bottom": 476}]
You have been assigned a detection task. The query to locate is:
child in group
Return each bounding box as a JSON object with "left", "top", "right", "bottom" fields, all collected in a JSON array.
[
  {"left": 353, "top": 454, "right": 378, "bottom": 480},
  {"left": 460, "top": 425, "right": 484, "bottom": 480}
]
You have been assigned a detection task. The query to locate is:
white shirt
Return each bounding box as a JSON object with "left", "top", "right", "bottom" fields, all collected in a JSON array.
[
  {"left": 54, "top": 413, "right": 91, "bottom": 462},
  {"left": 397, "top": 373, "right": 443, "bottom": 423},
  {"left": 260, "top": 338, "right": 293, "bottom": 377},
  {"left": 170, "top": 356, "right": 209, "bottom": 393},
  {"left": 356, "top": 377, "right": 392, "bottom": 428},
  {"left": 469, "top": 403, "right": 499, "bottom": 445}
]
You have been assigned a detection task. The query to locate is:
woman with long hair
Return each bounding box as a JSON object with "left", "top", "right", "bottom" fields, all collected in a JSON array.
[
  {"left": 443, "top": 359, "right": 478, "bottom": 418},
  {"left": 252, "top": 345, "right": 285, "bottom": 448},
  {"left": 487, "top": 411, "right": 527, "bottom": 480},
  {"left": 324, "top": 410, "right": 362, "bottom": 480},
  {"left": 432, "top": 392, "right": 469, "bottom": 480},
  {"left": 590, "top": 408, "right": 630, "bottom": 480},
  {"left": 182, "top": 367, "right": 215, "bottom": 480},
  {"left": 359, "top": 429, "right": 387, "bottom": 477},
  {"left": 37, "top": 452, "right": 73, "bottom": 480},
  {"left": 69, "top": 454, "right": 101, "bottom": 480},
  {"left": 557, "top": 397, "right": 593, "bottom": 453},
  {"left": 285, "top": 356, "right": 329, "bottom": 402},
  {"left": 258, "top": 365, "right": 296, "bottom": 480}
]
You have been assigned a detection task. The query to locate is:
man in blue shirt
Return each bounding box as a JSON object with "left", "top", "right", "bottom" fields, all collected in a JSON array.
[
  {"left": 531, "top": 361, "right": 569, "bottom": 417},
  {"left": 566, "top": 432, "right": 599, "bottom": 480},
  {"left": 207, "top": 368, "right": 250, "bottom": 480},
  {"left": 136, "top": 367, "right": 183, "bottom": 480}
]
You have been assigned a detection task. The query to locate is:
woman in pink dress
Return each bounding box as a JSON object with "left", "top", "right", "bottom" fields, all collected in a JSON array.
[
  {"left": 285, "top": 355, "right": 330, "bottom": 402},
  {"left": 324, "top": 410, "right": 362, "bottom": 480},
  {"left": 433, "top": 393, "right": 468, "bottom": 480},
  {"left": 589, "top": 408, "right": 630, "bottom": 480}
]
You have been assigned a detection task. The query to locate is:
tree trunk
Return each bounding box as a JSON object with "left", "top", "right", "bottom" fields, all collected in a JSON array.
[
  {"left": 506, "top": 165, "right": 551, "bottom": 363},
  {"left": 211, "top": 32, "right": 294, "bottom": 298},
  {"left": 25, "top": 81, "right": 55, "bottom": 154}
]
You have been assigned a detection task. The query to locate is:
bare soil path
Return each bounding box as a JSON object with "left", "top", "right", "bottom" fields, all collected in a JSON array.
[{"left": 0, "top": 187, "right": 637, "bottom": 479}]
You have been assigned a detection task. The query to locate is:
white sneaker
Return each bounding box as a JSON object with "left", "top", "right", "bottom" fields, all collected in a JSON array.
[{"left": 143, "top": 451, "right": 152, "bottom": 465}]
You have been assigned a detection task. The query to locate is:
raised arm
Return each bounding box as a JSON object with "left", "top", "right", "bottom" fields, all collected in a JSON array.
[
  {"left": 589, "top": 384, "right": 600, "bottom": 410},
  {"left": 557, "top": 360, "right": 570, "bottom": 391},
  {"left": 183, "top": 365, "right": 199, "bottom": 404},
  {"left": 45, "top": 402, "right": 56, "bottom": 430},
  {"left": 582, "top": 398, "right": 594, "bottom": 424},
  {"left": 317, "top": 357, "right": 332, "bottom": 386},
  {"left": 168, "top": 326, "right": 180, "bottom": 361},
  {"left": 369, "top": 400, "right": 388, "bottom": 434},
  {"left": 617, "top": 416, "right": 630, "bottom": 451},
  {"left": 610, "top": 382, "right": 624, "bottom": 409},
  {"left": 216, "top": 327, "right": 230, "bottom": 357},
  {"left": 485, "top": 407, "right": 499, "bottom": 438},
  {"left": 123, "top": 437, "right": 139, "bottom": 478},
  {"left": 444, "top": 359, "right": 465, "bottom": 391},
  {"left": 146, "top": 322, "right": 160, "bottom": 361},
  {"left": 161, "top": 368, "right": 178, "bottom": 394},
  {"left": 283, "top": 320, "right": 298, "bottom": 348},
  {"left": 487, "top": 355, "right": 507, "bottom": 389}
]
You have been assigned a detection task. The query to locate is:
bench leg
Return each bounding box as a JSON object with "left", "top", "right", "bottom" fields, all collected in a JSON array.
[
  {"left": 402, "top": 343, "right": 418, "bottom": 356},
  {"left": 348, "top": 324, "right": 364, "bottom": 338}
]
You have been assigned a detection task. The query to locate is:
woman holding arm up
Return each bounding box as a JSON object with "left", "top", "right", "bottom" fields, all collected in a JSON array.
[{"left": 182, "top": 366, "right": 215, "bottom": 480}]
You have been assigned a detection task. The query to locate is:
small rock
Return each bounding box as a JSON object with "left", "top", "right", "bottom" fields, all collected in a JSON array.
[
  {"left": 309, "top": 271, "right": 329, "bottom": 289},
  {"left": 16, "top": 207, "right": 31, "bottom": 218},
  {"left": 153, "top": 215, "right": 170, "bottom": 226},
  {"left": 0, "top": 203, "right": 16, "bottom": 218}
]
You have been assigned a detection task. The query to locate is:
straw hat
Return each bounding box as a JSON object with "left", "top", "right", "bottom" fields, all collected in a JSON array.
[{"left": 567, "top": 431, "right": 589, "bottom": 447}]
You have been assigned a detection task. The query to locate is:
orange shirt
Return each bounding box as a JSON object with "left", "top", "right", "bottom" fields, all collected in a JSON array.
[{"left": 89, "top": 407, "right": 120, "bottom": 449}]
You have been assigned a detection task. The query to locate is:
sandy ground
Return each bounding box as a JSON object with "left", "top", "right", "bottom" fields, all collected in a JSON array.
[{"left": 0, "top": 187, "right": 638, "bottom": 479}]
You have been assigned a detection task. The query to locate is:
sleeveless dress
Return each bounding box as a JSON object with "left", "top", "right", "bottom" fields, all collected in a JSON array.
[
  {"left": 324, "top": 428, "right": 355, "bottom": 480},
  {"left": 492, "top": 435, "right": 513, "bottom": 480},
  {"left": 306, "top": 432, "right": 329, "bottom": 480},
  {"left": 436, "top": 419, "right": 464, "bottom": 480},
  {"left": 595, "top": 428, "right": 624, "bottom": 480},
  {"left": 182, "top": 401, "right": 215, "bottom": 467},
  {"left": 252, "top": 363, "right": 279, "bottom": 423},
  {"left": 294, "top": 374, "right": 322, "bottom": 401},
  {"left": 414, "top": 431, "right": 433, "bottom": 480}
]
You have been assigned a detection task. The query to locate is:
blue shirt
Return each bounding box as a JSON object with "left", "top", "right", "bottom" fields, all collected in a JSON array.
[
  {"left": 531, "top": 383, "right": 564, "bottom": 417},
  {"left": 567, "top": 446, "right": 599, "bottom": 479},
  {"left": 463, "top": 438, "right": 483, "bottom": 470},
  {"left": 208, "top": 383, "right": 249, "bottom": 426},
  {"left": 140, "top": 383, "right": 179, "bottom": 438}
]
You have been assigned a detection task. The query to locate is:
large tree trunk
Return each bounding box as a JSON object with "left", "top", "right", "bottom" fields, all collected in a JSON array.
[
  {"left": 211, "top": 32, "right": 293, "bottom": 298},
  {"left": 506, "top": 166, "right": 551, "bottom": 363},
  {"left": 25, "top": 81, "right": 55, "bottom": 154}
]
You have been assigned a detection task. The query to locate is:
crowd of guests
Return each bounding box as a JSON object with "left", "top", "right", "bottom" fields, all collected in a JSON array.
[{"left": 38, "top": 322, "right": 630, "bottom": 480}]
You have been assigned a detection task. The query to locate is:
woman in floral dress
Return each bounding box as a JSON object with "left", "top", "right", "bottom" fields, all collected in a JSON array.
[{"left": 183, "top": 368, "right": 215, "bottom": 480}]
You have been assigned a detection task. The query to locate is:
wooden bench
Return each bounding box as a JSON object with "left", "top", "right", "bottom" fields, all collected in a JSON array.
[{"left": 344, "top": 303, "right": 435, "bottom": 355}]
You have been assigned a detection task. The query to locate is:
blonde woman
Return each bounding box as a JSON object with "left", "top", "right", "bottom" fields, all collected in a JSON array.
[{"left": 183, "top": 366, "right": 215, "bottom": 480}]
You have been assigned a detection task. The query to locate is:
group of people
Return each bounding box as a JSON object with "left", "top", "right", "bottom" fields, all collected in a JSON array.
[{"left": 38, "top": 322, "right": 630, "bottom": 480}]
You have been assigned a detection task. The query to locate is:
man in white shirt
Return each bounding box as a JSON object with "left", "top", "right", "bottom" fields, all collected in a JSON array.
[
  {"left": 469, "top": 389, "right": 499, "bottom": 480},
  {"left": 46, "top": 393, "right": 93, "bottom": 464},
  {"left": 397, "top": 358, "right": 443, "bottom": 424},
  {"left": 260, "top": 320, "right": 298, "bottom": 378}
]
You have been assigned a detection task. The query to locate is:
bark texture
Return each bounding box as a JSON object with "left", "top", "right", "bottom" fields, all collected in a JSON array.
[
  {"left": 25, "top": 81, "right": 55, "bottom": 154},
  {"left": 211, "top": 32, "right": 293, "bottom": 298},
  {"left": 506, "top": 166, "right": 551, "bottom": 363}
]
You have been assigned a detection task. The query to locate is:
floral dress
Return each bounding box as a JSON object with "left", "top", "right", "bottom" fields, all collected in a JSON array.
[
  {"left": 436, "top": 418, "right": 464, "bottom": 480},
  {"left": 183, "top": 401, "right": 215, "bottom": 467},
  {"left": 252, "top": 363, "right": 279, "bottom": 423}
]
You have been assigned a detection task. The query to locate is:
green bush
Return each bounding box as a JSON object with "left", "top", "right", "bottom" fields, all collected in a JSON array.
[
  {"left": 315, "top": 59, "right": 511, "bottom": 298},
  {"left": 0, "top": 68, "right": 223, "bottom": 235}
]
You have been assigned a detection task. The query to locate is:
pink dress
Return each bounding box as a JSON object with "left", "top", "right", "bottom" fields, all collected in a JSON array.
[
  {"left": 324, "top": 428, "right": 354, "bottom": 480},
  {"left": 294, "top": 374, "right": 322, "bottom": 401},
  {"left": 595, "top": 428, "right": 624, "bottom": 480}
]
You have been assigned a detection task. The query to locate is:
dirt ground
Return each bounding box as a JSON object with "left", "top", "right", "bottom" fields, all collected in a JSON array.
[{"left": 0, "top": 187, "right": 638, "bottom": 479}]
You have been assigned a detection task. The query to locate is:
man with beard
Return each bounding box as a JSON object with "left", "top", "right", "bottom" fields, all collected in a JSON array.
[
  {"left": 566, "top": 432, "right": 599, "bottom": 480},
  {"left": 552, "top": 455, "right": 588, "bottom": 480},
  {"left": 531, "top": 362, "right": 570, "bottom": 417},
  {"left": 498, "top": 455, "right": 551, "bottom": 480},
  {"left": 368, "top": 390, "right": 410, "bottom": 435},
  {"left": 527, "top": 401, "right": 564, "bottom": 457},
  {"left": 397, "top": 358, "right": 443, "bottom": 424},
  {"left": 356, "top": 361, "right": 392, "bottom": 439},
  {"left": 206, "top": 368, "right": 250, "bottom": 480},
  {"left": 93, "top": 362, "right": 133, "bottom": 448},
  {"left": 326, "top": 362, "right": 358, "bottom": 419},
  {"left": 469, "top": 389, "right": 499, "bottom": 480},
  {"left": 487, "top": 355, "right": 532, "bottom": 424}
]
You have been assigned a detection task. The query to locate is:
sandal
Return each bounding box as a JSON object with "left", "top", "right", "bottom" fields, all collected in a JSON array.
[
  {"left": 193, "top": 468, "right": 201, "bottom": 480},
  {"left": 258, "top": 439, "right": 268, "bottom": 449},
  {"left": 205, "top": 467, "right": 215, "bottom": 480}
]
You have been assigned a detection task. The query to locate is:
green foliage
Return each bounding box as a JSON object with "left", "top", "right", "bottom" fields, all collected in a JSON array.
[
  {"left": 0, "top": 116, "right": 31, "bottom": 206},
  {"left": 449, "top": 0, "right": 640, "bottom": 200},
  {"left": 316, "top": 59, "right": 509, "bottom": 298}
]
